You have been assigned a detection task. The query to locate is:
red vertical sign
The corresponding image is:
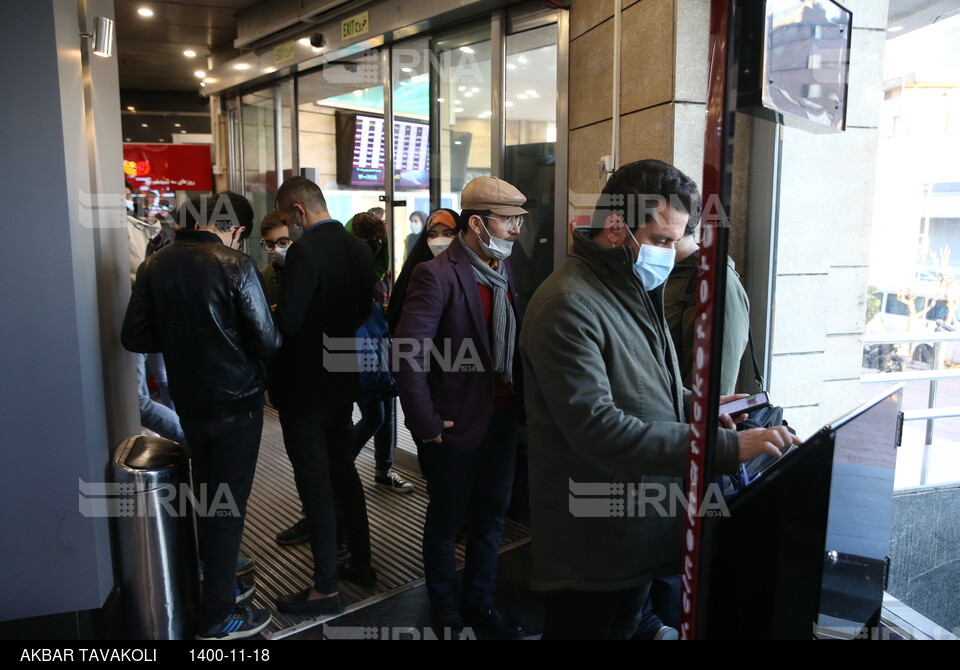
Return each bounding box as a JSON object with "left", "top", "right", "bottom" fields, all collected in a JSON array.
[{"left": 680, "top": 0, "right": 730, "bottom": 640}]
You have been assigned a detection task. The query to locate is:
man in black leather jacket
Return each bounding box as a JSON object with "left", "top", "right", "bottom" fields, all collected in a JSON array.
[{"left": 122, "top": 193, "right": 281, "bottom": 640}]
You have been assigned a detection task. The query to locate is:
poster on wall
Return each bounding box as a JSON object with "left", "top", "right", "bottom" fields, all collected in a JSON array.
[{"left": 123, "top": 143, "right": 213, "bottom": 216}]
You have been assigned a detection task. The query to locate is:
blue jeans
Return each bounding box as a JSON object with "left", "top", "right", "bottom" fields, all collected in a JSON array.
[
  {"left": 417, "top": 402, "right": 518, "bottom": 610},
  {"left": 352, "top": 395, "right": 395, "bottom": 472},
  {"left": 180, "top": 409, "right": 263, "bottom": 633},
  {"left": 543, "top": 583, "right": 651, "bottom": 640},
  {"left": 146, "top": 352, "right": 174, "bottom": 410},
  {"left": 279, "top": 403, "right": 371, "bottom": 594},
  {"left": 137, "top": 353, "right": 186, "bottom": 445}
]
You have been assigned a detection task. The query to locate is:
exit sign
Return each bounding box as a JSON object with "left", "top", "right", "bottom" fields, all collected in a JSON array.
[{"left": 342, "top": 11, "right": 369, "bottom": 41}]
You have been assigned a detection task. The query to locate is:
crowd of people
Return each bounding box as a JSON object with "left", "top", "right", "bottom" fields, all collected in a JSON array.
[{"left": 121, "top": 161, "right": 798, "bottom": 641}]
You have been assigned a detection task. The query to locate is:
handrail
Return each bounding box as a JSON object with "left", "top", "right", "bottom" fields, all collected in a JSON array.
[
  {"left": 863, "top": 331, "right": 960, "bottom": 344},
  {"left": 861, "top": 369, "right": 960, "bottom": 383},
  {"left": 901, "top": 407, "right": 960, "bottom": 421}
]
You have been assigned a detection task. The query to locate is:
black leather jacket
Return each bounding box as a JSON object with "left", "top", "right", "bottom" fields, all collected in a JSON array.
[{"left": 122, "top": 230, "right": 282, "bottom": 420}]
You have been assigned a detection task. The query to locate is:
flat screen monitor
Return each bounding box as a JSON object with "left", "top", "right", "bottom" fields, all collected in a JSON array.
[
  {"left": 736, "top": 0, "right": 852, "bottom": 133},
  {"left": 336, "top": 111, "right": 430, "bottom": 189},
  {"left": 697, "top": 383, "right": 903, "bottom": 638}
]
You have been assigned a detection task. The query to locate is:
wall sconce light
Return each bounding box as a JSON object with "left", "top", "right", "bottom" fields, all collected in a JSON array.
[{"left": 81, "top": 17, "right": 116, "bottom": 58}]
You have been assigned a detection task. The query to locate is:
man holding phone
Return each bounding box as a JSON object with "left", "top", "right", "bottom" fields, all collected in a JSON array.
[{"left": 520, "top": 160, "right": 800, "bottom": 640}]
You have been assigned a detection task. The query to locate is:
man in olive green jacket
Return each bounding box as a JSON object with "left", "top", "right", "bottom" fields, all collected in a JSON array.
[{"left": 520, "top": 160, "right": 796, "bottom": 639}]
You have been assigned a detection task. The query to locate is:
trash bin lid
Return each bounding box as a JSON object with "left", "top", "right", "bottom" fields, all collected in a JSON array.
[{"left": 117, "top": 435, "right": 189, "bottom": 469}]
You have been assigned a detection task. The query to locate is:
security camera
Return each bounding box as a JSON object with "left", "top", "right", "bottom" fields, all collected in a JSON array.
[{"left": 310, "top": 33, "right": 324, "bottom": 48}]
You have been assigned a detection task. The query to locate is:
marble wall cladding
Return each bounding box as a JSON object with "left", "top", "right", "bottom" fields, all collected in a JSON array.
[
  {"left": 847, "top": 27, "right": 887, "bottom": 129},
  {"left": 889, "top": 486, "right": 960, "bottom": 632},
  {"left": 620, "top": 0, "right": 675, "bottom": 114},
  {"left": 619, "top": 104, "right": 674, "bottom": 166},
  {"left": 777, "top": 126, "right": 879, "bottom": 275},
  {"left": 674, "top": 0, "right": 710, "bottom": 103},
  {"left": 729, "top": 113, "right": 753, "bottom": 276},
  {"left": 826, "top": 266, "right": 871, "bottom": 336},
  {"left": 673, "top": 102, "right": 706, "bottom": 189},
  {"left": 842, "top": 0, "right": 891, "bottom": 31},
  {"left": 770, "top": 273, "right": 829, "bottom": 354},
  {"left": 570, "top": 19, "right": 615, "bottom": 130},
  {"left": 823, "top": 332, "right": 867, "bottom": 378},
  {"left": 569, "top": 119, "right": 615, "bottom": 199},
  {"left": 570, "top": 0, "right": 614, "bottom": 40}
]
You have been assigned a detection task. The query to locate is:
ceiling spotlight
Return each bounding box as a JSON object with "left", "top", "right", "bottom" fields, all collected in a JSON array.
[
  {"left": 137, "top": 8, "right": 154, "bottom": 18},
  {"left": 194, "top": 70, "right": 205, "bottom": 78},
  {"left": 458, "top": 86, "right": 466, "bottom": 92},
  {"left": 518, "top": 56, "right": 528, "bottom": 64},
  {"left": 505, "top": 101, "right": 514, "bottom": 107},
  {"left": 126, "top": 106, "right": 136, "bottom": 112},
  {"left": 180, "top": 130, "right": 187, "bottom": 134},
  {"left": 299, "top": 38, "right": 311, "bottom": 46},
  {"left": 141, "top": 123, "right": 148, "bottom": 128},
  {"left": 454, "top": 100, "right": 462, "bottom": 104},
  {"left": 471, "top": 87, "right": 479, "bottom": 93},
  {"left": 464, "top": 92, "right": 473, "bottom": 97},
  {"left": 460, "top": 46, "right": 474, "bottom": 54},
  {"left": 173, "top": 123, "right": 181, "bottom": 128},
  {"left": 200, "top": 82, "right": 206, "bottom": 87},
  {"left": 517, "top": 94, "right": 528, "bottom": 100},
  {"left": 402, "top": 67, "right": 413, "bottom": 73},
  {"left": 454, "top": 107, "right": 464, "bottom": 113},
  {"left": 507, "top": 63, "right": 516, "bottom": 70},
  {"left": 454, "top": 141, "right": 462, "bottom": 145},
  {"left": 125, "top": 138, "right": 131, "bottom": 142},
  {"left": 203, "top": 78, "right": 217, "bottom": 83},
  {"left": 234, "top": 63, "right": 250, "bottom": 70},
  {"left": 158, "top": 138, "right": 164, "bottom": 142},
  {"left": 183, "top": 50, "right": 196, "bottom": 58}
]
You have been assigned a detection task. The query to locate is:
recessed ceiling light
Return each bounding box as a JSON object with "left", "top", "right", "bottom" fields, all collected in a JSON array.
[
  {"left": 141, "top": 123, "right": 148, "bottom": 127},
  {"left": 203, "top": 77, "right": 217, "bottom": 83},
  {"left": 234, "top": 63, "right": 250, "bottom": 70},
  {"left": 888, "top": 25, "right": 904, "bottom": 32},
  {"left": 194, "top": 70, "right": 205, "bottom": 78},
  {"left": 458, "top": 86, "right": 466, "bottom": 92},
  {"left": 126, "top": 106, "right": 136, "bottom": 111},
  {"left": 454, "top": 107, "right": 464, "bottom": 113},
  {"left": 137, "top": 8, "right": 154, "bottom": 18},
  {"left": 125, "top": 137, "right": 131, "bottom": 142},
  {"left": 173, "top": 123, "right": 181, "bottom": 127},
  {"left": 471, "top": 87, "right": 479, "bottom": 93},
  {"left": 525, "top": 90, "right": 537, "bottom": 96},
  {"left": 504, "top": 101, "right": 514, "bottom": 107},
  {"left": 402, "top": 67, "right": 412, "bottom": 73},
  {"left": 460, "top": 46, "right": 474, "bottom": 54},
  {"left": 200, "top": 82, "right": 206, "bottom": 87},
  {"left": 517, "top": 94, "right": 528, "bottom": 100},
  {"left": 507, "top": 63, "right": 516, "bottom": 70},
  {"left": 464, "top": 92, "right": 473, "bottom": 97},
  {"left": 454, "top": 141, "right": 462, "bottom": 145},
  {"left": 183, "top": 50, "right": 196, "bottom": 58},
  {"left": 454, "top": 100, "right": 462, "bottom": 104},
  {"left": 180, "top": 130, "right": 187, "bottom": 134},
  {"left": 158, "top": 138, "right": 164, "bottom": 142},
  {"left": 298, "top": 38, "right": 311, "bottom": 46},
  {"left": 518, "top": 56, "right": 528, "bottom": 64}
]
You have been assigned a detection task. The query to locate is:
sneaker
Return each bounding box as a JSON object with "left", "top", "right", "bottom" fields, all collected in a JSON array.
[
  {"left": 374, "top": 470, "right": 413, "bottom": 493},
  {"left": 337, "top": 544, "right": 352, "bottom": 563},
  {"left": 196, "top": 605, "right": 271, "bottom": 641},
  {"left": 654, "top": 625, "right": 679, "bottom": 640},
  {"left": 276, "top": 518, "right": 309, "bottom": 545},
  {"left": 235, "top": 556, "right": 256, "bottom": 577},
  {"left": 235, "top": 576, "right": 255, "bottom": 604}
]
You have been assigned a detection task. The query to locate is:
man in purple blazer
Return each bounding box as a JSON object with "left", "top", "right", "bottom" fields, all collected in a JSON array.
[{"left": 394, "top": 177, "right": 527, "bottom": 639}]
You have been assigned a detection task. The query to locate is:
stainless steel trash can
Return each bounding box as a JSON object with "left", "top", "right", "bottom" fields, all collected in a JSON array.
[{"left": 112, "top": 435, "right": 199, "bottom": 640}]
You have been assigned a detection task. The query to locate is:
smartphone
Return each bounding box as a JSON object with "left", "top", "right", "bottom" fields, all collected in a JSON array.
[{"left": 718, "top": 392, "right": 770, "bottom": 417}]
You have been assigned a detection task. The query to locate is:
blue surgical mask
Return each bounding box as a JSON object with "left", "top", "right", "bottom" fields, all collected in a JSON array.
[{"left": 626, "top": 228, "right": 676, "bottom": 290}]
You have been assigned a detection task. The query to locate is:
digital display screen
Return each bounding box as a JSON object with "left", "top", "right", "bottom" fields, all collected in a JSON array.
[{"left": 345, "top": 114, "right": 430, "bottom": 189}]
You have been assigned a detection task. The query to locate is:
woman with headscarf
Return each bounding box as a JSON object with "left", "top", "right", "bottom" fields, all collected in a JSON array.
[{"left": 386, "top": 208, "right": 461, "bottom": 334}]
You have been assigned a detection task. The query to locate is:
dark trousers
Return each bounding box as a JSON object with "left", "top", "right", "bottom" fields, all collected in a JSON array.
[
  {"left": 180, "top": 410, "right": 263, "bottom": 633},
  {"left": 279, "top": 403, "right": 371, "bottom": 594},
  {"left": 634, "top": 575, "right": 682, "bottom": 638},
  {"left": 352, "top": 395, "right": 395, "bottom": 472},
  {"left": 542, "top": 583, "right": 651, "bottom": 640},
  {"left": 417, "top": 403, "right": 518, "bottom": 610}
]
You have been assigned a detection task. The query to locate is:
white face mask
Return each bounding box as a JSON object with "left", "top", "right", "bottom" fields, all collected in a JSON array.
[
  {"left": 427, "top": 237, "right": 453, "bottom": 257},
  {"left": 626, "top": 227, "right": 675, "bottom": 290},
  {"left": 272, "top": 244, "right": 289, "bottom": 267},
  {"left": 477, "top": 218, "right": 514, "bottom": 260}
]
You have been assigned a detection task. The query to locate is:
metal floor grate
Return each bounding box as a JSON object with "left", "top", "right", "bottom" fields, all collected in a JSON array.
[{"left": 241, "top": 405, "right": 530, "bottom": 639}]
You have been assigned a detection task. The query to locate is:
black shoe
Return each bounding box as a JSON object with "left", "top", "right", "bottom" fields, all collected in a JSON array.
[
  {"left": 275, "top": 517, "right": 309, "bottom": 545},
  {"left": 374, "top": 469, "right": 414, "bottom": 493},
  {"left": 336, "top": 544, "right": 352, "bottom": 563},
  {"left": 234, "top": 575, "right": 255, "bottom": 604},
  {"left": 338, "top": 562, "right": 377, "bottom": 588},
  {"left": 431, "top": 604, "right": 463, "bottom": 640},
  {"left": 462, "top": 604, "right": 524, "bottom": 639},
  {"left": 276, "top": 588, "right": 343, "bottom": 616}
]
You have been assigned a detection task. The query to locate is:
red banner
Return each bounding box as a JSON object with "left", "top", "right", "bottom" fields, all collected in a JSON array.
[{"left": 122, "top": 143, "right": 212, "bottom": 192}]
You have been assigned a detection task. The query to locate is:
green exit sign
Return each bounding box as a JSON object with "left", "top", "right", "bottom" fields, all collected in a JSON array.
[
  {"left": 274, "top": 42, "right": 295, "bottom": 65},
  {"left": 341, "top": 11, "right": 369, "bottom": 41}
]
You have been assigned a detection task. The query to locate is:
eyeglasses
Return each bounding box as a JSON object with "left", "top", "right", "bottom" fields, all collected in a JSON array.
[
  {"left": 260, "top": 237, "right": 291, "bottom": 250},
  {"left": 484, "top": 215, "right": 524, "bottom": 231}
]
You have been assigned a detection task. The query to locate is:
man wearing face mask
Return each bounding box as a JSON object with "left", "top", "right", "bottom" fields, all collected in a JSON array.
[
  {"left": 271, "top": 176, "right": 378, "bottom": 615},
  {"left": 520, "top": 160, "right": 799, "bottom": 639},
  {"left": 394, "top": 177, "right": 527, "bottom": 639},
  {"left": 122, "top": 192, "right": 281, "bottom": 639},
  {"left": 258, "top": 211, "right": 292, "bottom": 308}
]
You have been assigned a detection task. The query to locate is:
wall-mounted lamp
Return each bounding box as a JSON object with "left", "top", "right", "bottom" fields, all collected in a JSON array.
[{"left": 81, "top": 17, "right": 115, "bottom": 58}]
